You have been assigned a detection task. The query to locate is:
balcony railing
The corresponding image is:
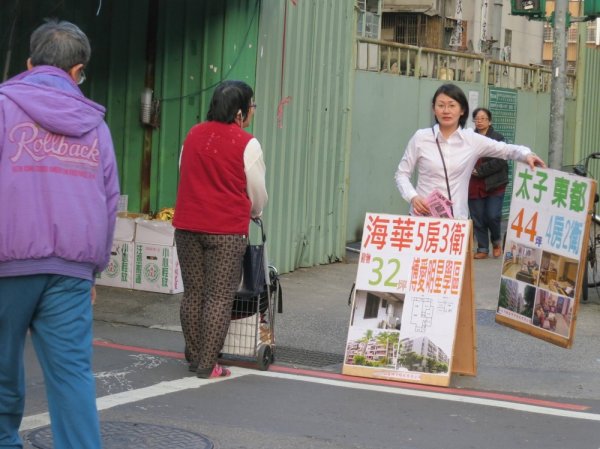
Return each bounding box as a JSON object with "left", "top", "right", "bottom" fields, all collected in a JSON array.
[{"left": 356, "top": 37, "right": 576, "bottom": 96}]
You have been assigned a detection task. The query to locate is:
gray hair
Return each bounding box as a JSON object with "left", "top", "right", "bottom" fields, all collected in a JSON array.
[{"left": 30, "top": 19, "right": 91, "bottom": 72}]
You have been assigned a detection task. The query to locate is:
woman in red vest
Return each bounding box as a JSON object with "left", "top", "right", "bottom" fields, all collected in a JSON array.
[{"left": 173, "top": 80, "right": 267, "bottom": 378}]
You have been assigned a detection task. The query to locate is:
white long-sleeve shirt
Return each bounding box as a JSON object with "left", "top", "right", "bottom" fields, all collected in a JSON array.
[
  {"left": 395, "top": 124, "right": 533, "bottom": 219},
  {"left": 244, "top": 138, "right": 268, "bottom": 217}
]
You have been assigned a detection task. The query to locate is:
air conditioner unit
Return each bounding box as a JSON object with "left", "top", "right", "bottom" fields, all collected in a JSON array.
[{"left": 382, "top": 0, "right": 437, "bottom": 15}]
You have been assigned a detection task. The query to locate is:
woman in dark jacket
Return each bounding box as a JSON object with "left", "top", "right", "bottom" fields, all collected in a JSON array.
[{"left": 468, "top": 107, "right": 508, "bottom": 259}]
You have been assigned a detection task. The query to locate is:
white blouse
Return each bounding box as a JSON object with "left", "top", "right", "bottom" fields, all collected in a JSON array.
[
  {"left": 244, "top": 138, "right": 268, "bottom": 218},
  {"left": 395, "top": 124, "right": 533, "bottom": 219}
]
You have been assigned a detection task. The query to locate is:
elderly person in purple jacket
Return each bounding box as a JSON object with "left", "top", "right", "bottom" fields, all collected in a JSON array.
[{"left": 0, "top": 20, "right": 119, "bottom": 449}]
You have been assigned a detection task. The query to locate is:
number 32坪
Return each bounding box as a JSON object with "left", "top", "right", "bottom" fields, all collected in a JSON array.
[{"left": 369, "top": 257, "right": 401, "bottom": 287}]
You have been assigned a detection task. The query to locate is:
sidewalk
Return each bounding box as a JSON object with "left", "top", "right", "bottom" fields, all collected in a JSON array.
[{"left": 94, "top": 249, "right": 600, "bottom": 400}]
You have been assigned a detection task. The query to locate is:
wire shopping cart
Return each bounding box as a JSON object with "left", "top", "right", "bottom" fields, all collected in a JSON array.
[{"left": 221, "top": 218, "right": 282, "bottom": 370}]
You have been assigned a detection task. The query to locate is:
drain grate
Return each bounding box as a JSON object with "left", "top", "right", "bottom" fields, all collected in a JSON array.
[
  {"left": 27, "top": 422, "right": 213, "bottom": 449},
  {"left": 274, "top": 346, "right": 344, "bottom": 368}
]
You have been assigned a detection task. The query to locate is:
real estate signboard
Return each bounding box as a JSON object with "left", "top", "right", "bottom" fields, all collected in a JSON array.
[
  {"left": 343, "top": 213, "right": 476, "bottom": 387},
  {"left": 495, "top": 162, "right": 596, "bottom": 348}
]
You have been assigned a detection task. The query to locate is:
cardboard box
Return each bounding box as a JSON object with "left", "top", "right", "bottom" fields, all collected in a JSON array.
[
  {"left": 135, "top": 219, "right": 176, "bottom": 246},
  {"left": 117, "top": 211, "right": 151, "bottom": 219},
  {"left": 114, "top": 212, "right": 151, "bottom": 242},
  {"left": 117, "top": 212, "right": 150, "bottom": 220},
  {"left": 114, "top": 217, "right": 136, "bottom": 242},
  {"left": 95, "top": 241, "right": 134, "bottom": 288},
  {"left": 133, "top": 243, "right": 184, "bottom": 294}
]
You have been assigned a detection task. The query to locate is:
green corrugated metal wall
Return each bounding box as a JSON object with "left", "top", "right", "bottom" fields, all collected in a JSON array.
[
  {"left": 149, "top": 0, "right": 260, "bottom": 213},
  {"left": 253, "top": 0, "right": 356, "bottom": 272},
  {"left": 575, "top": 47, "right": 600, "bottom": 181},
  {"left": 96, "top": 0, "right": 260, "bottom": 213},
  {"left": 0, "top": 0, "right": 259, "bottom": 214}
]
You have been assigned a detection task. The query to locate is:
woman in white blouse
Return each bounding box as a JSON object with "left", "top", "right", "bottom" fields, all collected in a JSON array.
[{"left": 395, "top": 84, "right": 545, "bottom": 219}]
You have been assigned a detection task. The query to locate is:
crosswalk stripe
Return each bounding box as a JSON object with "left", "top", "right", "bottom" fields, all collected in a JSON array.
[{"left": 20, "top": 366, "right": 600, "bottom": 432}]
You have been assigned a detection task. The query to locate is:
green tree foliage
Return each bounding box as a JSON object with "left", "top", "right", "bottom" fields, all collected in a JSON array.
[
  {"left": 521, "top": 285, "right": 536, "bottom": 317},
  {"left": 353, "top": 354, "right": 366, "bottom": 365},
  {"left": 498, "top": 279, "right": 509, "bottom": 309}
]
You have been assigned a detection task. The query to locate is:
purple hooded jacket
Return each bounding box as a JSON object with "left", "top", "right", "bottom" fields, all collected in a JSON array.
[{"left": 0, "top": 65, "right": 120, "bottom": 281}]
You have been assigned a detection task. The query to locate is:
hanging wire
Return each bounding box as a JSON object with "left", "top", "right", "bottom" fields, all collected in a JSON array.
[
  {"left": 1, "top": 0, "right": 21, "bottom": 81},
  {"left": 96, "top": 0, "right": 102, "bottom": 16},
  {"left": 159, "top": 0, "right": 260, "bottom": 102}
]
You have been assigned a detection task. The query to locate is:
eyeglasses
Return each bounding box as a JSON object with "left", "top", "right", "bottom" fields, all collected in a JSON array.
[
  {"left": 434, "top": 102, "right": 459, "bottom": 111},
  {"left": 77, "top": 69, "right": 86, "bottom": 85},
  {"left": 474, "top": 116, "right": 489, "bottom": 122}
]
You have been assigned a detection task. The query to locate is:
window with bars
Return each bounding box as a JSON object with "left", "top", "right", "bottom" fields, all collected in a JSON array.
[
  {"left": 381, "top": 13, "right": 429, "bottom": 46},
  {"left": 357, "top": 0, "right": 380, "bottom": 38},
  {"left": 587, "top": 19, "right": 597, "bottom": 43},
  {"left": 568, "top": 25, "right": 578, "bottom": 42},
  {"left": 504, "top": 29, "right": 512, "bottom": 48},
  {"left": 544, "top": 23, "right": 579, "bottom": 43},
  {"left": 544, "top": 24, "right": 553, "bottom": 42}
]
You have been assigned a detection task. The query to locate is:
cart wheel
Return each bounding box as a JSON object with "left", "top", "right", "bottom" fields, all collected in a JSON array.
[{"left": 257, "top": 344, "right": 273, "bottom": 371}]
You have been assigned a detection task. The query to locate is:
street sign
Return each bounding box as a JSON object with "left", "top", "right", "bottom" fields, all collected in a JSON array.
[
  {"left": 584, "top": 0, "right": 600, "bottom": 17},
  {"left": 511, "top": 0, "right": 546, "bottom": 17}
]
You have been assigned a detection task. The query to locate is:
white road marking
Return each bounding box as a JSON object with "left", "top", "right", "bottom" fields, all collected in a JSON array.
[
  {"left": 19, "top": 366, "right": 600, "bottom": 431},
  {"left": 19, "top": 370, "right": 245, "bottom": 431},
  {"left": 256, "top": 369, "right": 600, "bottom": 422},
  {"left": 20, "top": 412, "right": 50, "bottom": 431},
  {"left": 149, "top": 324, "right": 182, "bottom": 332}
]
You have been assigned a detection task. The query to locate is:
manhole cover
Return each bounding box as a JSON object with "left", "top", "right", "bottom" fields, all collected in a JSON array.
[{"left": 26, "top": 421, "right": 213, "bottom": 449}]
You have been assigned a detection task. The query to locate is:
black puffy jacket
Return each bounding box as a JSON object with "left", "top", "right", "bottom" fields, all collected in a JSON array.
[{"left": 475, "top": 126, "right": 509, "bottom": 192}]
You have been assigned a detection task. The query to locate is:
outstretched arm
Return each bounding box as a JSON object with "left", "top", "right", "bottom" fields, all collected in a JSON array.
[
  {"left": 474, "top": 133, "right": 546, "bottom": 170},
  {"left": 525, "top": 153, "right": 546, "bottom": 169}
]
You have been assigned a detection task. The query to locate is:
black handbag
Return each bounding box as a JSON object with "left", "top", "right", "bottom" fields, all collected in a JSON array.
[
  {"left": 237, "top": 218, "right": 267, "bottom": 298},
  {"left": 232, "top": 218, "right": 283, "bottom": 320},
  {"left": 232, "top": 219, "right": 268, "bottom": 320}
]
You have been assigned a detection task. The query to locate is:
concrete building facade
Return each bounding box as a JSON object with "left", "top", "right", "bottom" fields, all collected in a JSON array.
[{"left": 379, "top": 0, "right": 545, "bottom": 66}]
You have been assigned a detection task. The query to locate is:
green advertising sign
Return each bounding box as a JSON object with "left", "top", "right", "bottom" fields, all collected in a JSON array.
[
  {"left": 488, "top": 87, "right": 518, "bottom": 217},
  {"left": 489, "top": 88, "right": 518, "bottom": 144}
]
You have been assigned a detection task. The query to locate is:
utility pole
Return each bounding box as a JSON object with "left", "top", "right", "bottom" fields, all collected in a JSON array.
[{"left": 548, "top": 0, "right": 569, "bottom": 169}]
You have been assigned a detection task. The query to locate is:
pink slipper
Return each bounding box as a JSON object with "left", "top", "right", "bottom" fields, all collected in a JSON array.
[{"left": 197, "top": 363, "right": 230, "bottom": 379}]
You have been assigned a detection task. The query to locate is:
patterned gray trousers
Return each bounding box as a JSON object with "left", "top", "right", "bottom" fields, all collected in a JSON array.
[{"left": 175, "top": 230, "right": 247, "bottom": 371}]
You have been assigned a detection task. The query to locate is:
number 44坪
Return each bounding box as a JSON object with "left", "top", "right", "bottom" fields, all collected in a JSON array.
[{"left": 510, "top": 208, "right": 538, "bottom": 242}]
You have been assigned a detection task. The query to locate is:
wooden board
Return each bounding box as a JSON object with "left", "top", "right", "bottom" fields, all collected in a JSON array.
[{"left": 451, "top": 234, "right": 477, "bottom": 376}]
